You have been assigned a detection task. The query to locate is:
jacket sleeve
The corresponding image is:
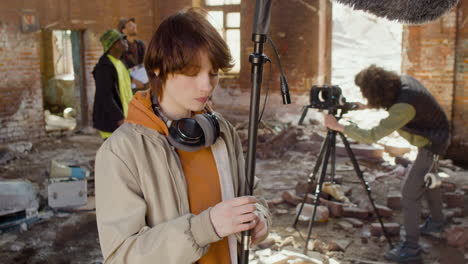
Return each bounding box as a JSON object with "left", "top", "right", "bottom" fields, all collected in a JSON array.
[
  {"left": 343, "top": 103, "right": 416, "bottom": 144},
  {"left": 230, "top": 123, "right": 272, "bottom": 243},
  {"left": 93, "top": 64, "right": 125, "bottom": 132},
  {"left": 95, "top": 145, "right": 221, "bottom": 264},
  {"left": 138, "top": 40, "right": 146, "bottom": 64}
]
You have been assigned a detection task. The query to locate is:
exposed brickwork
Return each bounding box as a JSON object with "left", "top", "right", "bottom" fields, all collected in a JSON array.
[
  {"left": 216, "top": 0, "right": 331, "bottom": 120},
  {"left": 0, "top": 0, "right": 185, "bottom": 143},
  {"left": 402, "top": 12, "right": 457, "bottom": 118},
  {"left": 450, "top": 0, "right": 468, "bottom": 163},
  {"left": 0, "top": 10, "right": 45, "bottom": 142},
  {"left": 4, "top": 0, "right": 466, "bottom": 152},
  {"left": 402, "top": 2, "right": 468, "bottom": 164}
]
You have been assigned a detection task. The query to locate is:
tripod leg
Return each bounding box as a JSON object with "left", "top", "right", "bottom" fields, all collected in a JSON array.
[
  {"left": 303, "top": 130, "right": 335, "bottom": 254},
  {"left": 339, "top": 132, "right": 394, "bottom": 248},
  {"left": 293, "top": 132, "right": 330, "bottom": 228},
  {"left": 298, "top": 106, "right": 310, "bottom": 125},
  {"left": 330, "top": 131, "right": 336, "bottom": 183}
]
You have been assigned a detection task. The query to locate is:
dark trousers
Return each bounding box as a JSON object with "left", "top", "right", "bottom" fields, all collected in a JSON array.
[{"left": 401, "top": 147, "right": 444, "bottom": 246}]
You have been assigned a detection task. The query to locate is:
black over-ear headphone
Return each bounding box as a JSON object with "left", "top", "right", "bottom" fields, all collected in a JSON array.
[{"left": 151, "top": 95, "right": 220, "bottom": 152}]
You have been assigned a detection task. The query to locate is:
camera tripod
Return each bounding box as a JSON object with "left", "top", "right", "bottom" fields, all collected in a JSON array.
[{"left": 293, "top": 109, "right": 393, "bottom": 254}]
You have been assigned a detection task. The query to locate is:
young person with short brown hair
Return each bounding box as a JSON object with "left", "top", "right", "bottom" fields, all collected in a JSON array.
[{"left": 95, "top": 9, "right": 271, "bottom": 264}]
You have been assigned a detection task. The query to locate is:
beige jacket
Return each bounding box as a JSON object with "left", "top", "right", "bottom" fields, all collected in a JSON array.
[{"left": 95, "top": 112, "right": 271, "bottom": 264}]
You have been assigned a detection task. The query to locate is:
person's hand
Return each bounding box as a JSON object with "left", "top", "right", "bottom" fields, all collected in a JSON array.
[
  {"left": 356, "top": 102, "right": 368, "bottom": 110},
  {"left": 251, "top": 212, "right": 268, "bottom": 245},
  {"left": 132, "top": 79, "right": 145, "bottom": 89},
  {"left": 210, "top": 196, "right": 258, "bottom": 238},
  {"left": 324, "top": 114, "right": 344, "bottom": 132}
]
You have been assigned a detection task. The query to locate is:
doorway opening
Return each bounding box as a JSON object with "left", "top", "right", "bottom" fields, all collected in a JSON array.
[{"left": 41, "top": 29, "right": 87, "bottom": 132}]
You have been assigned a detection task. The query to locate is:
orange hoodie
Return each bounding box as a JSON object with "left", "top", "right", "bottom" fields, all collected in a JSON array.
[{"left": 126, "top": 91, "right": 230, "bottom": 264}]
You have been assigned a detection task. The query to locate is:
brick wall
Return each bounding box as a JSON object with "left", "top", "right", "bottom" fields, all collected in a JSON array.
[
  {"left": 0, "top": 0, "right": 329, "bottom": 143},
  {"left": 451, "top": 0, "right": 468, "bottom": 163},
  {"left": 215, "top": 0, "right": 331, "bottom": 121},
  {"left": 402, "top": 2, "right": 468, "bottom": 164},
  {"left": 402, "top": 11, "right": 457, "bottom": 118},
  {"left": 0, "top": 5, "right": 45, "bottom": 142},
  {"left": 0, "top": 0, "right": 177, "bottom": 143}
]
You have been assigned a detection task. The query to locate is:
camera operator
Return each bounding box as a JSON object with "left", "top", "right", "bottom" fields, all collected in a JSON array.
[{"left": 324, "top": 65, "right": 449, "bottom": 263}]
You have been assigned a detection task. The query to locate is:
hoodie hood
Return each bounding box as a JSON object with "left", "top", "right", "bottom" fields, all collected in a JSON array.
[{"left": 126, "top": 91, "right": 169, "bottom": 136}]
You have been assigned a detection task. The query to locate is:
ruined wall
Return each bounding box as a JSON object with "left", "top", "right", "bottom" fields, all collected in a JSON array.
[
  {"left": 215, "top": 0, "right": 332, "bottom": 122},
  {"left": 402, "top": 2, "right": 468, "bottom": 163},
  {"left": 0, "top": 0, "right": 192, "bottom": 143},
  {"left": 0, "top": 2, "right": 45, "bottom": 142},
  {"left": 0, "top": 0, "right": 330, "bottom": 142},
  {"left": 451, "top": 0, "right": 468, "bottom": 163}
]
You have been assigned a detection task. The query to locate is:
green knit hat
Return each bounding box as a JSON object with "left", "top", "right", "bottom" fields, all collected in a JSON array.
[{"left": 100, "top": 29, "right": 125, "bottom": 53}]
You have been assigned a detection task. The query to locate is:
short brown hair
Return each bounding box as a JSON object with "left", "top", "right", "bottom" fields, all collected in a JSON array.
[
  {"left": 144, "top": 8, "right": 234, "bottom": 98},
  {"left": 354, "top": 64, "right": 402, "bottom": 109}
]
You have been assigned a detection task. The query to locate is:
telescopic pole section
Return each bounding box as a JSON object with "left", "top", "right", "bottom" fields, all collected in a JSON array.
[
  {"left": 240, "top": 1, "right": 272, "bottom": 263},
  {"left": 240, "top": 33, "right": 268, "bottom": 264}
]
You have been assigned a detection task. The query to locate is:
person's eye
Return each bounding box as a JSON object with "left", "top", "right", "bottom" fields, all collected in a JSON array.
[{"left": 184, "top": 72, "right": 198, "bottom": 77}]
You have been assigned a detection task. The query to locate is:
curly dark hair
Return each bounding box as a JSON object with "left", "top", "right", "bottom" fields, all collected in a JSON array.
[{"left": 354, "top": 64, "right": 402, "bottom": 109}]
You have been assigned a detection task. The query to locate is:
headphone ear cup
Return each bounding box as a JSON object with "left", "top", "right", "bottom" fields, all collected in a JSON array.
[
  {"left": 193, "top": 113, "right": 219, "bottom": 147},
  {"left": 166, "top": 128, "right": 203, "bottom": 152}
]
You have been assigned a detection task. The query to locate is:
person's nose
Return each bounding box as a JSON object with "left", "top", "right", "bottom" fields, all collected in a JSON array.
[{"left": 198, "top": 73, "right": 214, "bottom": 94}]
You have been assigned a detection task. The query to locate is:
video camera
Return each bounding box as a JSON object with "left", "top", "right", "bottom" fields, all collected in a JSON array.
[{"left": 309, "top": 85, "right": 358, "bottom": 112}]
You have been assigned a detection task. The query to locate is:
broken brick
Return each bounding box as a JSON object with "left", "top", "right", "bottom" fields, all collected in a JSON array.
[
  {"left": 295, "top": 181, "right": 313, "bottom": 197},
  {"left": 441, "top": 181, "right": 456, "bottom": 193},
  {"left": 296, "top": 204, "right": 329, "bottom": 222},
  {"left": 342, "top": 217, "right": 364, "bottom": 227},
  {"left": 275, "top": 208, "right": 288, "bottom": 215},
  {"left": 387, "top": 192, "right": 402, "bottom": 210},
  {"left": 282, "top": 191, "right": 302, "bottom": 206},
  {"left": 337, "top": 220, "right": 354, "bottom": 232},
  {"left": 319, "top": 198, "right": 344, "bottom": 217},
  {"left": 342, "top": 207, "right": 369, "bottom": 219},
  {"left": 267, "top": 197, "right": 284, "bottom": 208},
  {"left": 442, "top": 191, "right": 465, "bottom": 208},
  {"left": 445, "top": 226, "right": 468, "bottom": 251},
  {"left": 452, "top": 208, "right": 465, "bottom": 218},
  {"left": 370, "top": 204, "right": 393, "bottom": 218},
  {"left": 360, "top": 236, "right": 368, "bottom": 244},
  {"left": 313, "top": 240, "right": 345, "bottom": 254},
  {"left": 370, "top": 223, "right": 400, "bottom": 237}
]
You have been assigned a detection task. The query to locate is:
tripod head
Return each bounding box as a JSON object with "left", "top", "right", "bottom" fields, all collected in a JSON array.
[
  {"left": 325, "top": 101, "right": 359, "bottom": 120},
  {"left": 309, "top": 84, "right": 358, "bottom": 118}
]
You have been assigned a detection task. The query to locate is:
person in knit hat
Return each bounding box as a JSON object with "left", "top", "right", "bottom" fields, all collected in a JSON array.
[
  {"left": 94, "top": 9, "right": 271, "bottom": 263},
  {"left": 92, "top": 29, "right": 133, "bottom": 139}
]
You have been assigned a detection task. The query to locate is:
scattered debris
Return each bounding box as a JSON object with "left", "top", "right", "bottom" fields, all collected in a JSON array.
[
  {"left": 44, "top": 110, "right": 77, "bottom": 131},
  {"left": 48, "top": 179, "right": 87, "bottom": 208}
]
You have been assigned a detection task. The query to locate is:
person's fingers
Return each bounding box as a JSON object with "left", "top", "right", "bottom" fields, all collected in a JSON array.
[
  {"left": 236, "top": 220, "right": 257, "bottom": 233},
  {"left": 251, "top": 219, "right": 267, "bottom": 242},
  {"left": 251, "top": 225, "right": 267, "bottom": 244},
  {"left": 235, "top": 213, "right": 257, "bottom": 225},
  {"left": 254, "top": 215, "right": 265, "bottom": 228},
  {"left": 231, "top": 196, "right": 256, "bottom": 206},
  {"left": 233, "top": 203, "right": 257, "bottom": 215}
]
